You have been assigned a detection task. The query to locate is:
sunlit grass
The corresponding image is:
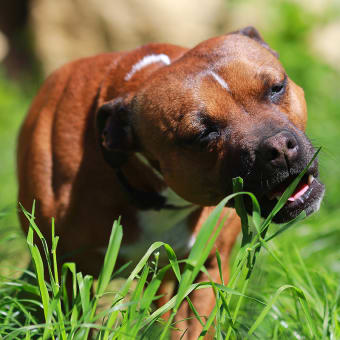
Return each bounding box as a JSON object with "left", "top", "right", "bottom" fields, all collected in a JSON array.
[{"left": 1, "top": 157, "right": 338, "bottom": 339}]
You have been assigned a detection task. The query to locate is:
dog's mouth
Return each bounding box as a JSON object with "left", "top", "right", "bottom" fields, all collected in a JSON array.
[
  {"left": 266, "top": 173, "right": 314, "bottom": 202},
  {"left": 244, "top": 167, "right": 325, "bottom": 223}
]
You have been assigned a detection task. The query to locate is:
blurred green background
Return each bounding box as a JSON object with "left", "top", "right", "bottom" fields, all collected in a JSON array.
[{"left": 0, "top": 0, "right": 339, "bottom": 332}]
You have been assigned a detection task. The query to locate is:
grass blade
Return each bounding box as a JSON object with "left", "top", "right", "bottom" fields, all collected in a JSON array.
[{"left": 96, "top": 219, "right": 123, "bottom": 296}]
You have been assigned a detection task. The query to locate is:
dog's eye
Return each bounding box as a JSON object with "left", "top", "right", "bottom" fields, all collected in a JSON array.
[
  {"left": 177, "top": 128, "right": 219, "bottom": 149},
  {"left": 197, "top": 115, "right": 220, "bottom": 148},
  {"left": 269, "top": 76, "right": 287, "bottom": 104},
  {"left": 176, "top": 113, "right": 220, "bottom": 149},
  {"left": 198, "top": 130, "right": 220, "bottom": 148},
  {"left": 271, "top": 84, "right": 284, "bottom": 94}
]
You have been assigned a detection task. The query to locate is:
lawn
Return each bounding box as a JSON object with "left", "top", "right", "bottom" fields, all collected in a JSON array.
[{"left": 0, "top": 1, "right": 339, "bottom": 338}]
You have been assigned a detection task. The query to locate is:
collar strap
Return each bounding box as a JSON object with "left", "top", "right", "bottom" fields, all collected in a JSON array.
[{"left": 115, "top": 155, "right": 193, "bottom": 211}]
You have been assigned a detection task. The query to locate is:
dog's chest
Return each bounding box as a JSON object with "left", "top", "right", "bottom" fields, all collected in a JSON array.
[{"left": 119, "top": 188, "right": 198, "bottom": 264}]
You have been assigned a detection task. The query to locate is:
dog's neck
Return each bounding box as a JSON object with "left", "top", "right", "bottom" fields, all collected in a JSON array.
[
  {"left": 116, "top": 152, "right": 199, "bottom": 263},
  {"left": 134, "top": 153, "right": 194, "bottom": 207},
  {"left": 116, "top": 152, "right": 196, "bottom": 211},
  {"left": 110, "top": 152, "right": 199, "bottom": 263}
]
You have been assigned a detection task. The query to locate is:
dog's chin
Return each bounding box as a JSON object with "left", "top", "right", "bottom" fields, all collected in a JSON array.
[{"left": 246, "top": 176, "right": 325, "bottom": 224}]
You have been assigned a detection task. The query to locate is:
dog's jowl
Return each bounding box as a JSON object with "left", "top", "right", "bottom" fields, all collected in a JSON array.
[{"left": 17, "top": 26, "right": 325, "bottom": 339}]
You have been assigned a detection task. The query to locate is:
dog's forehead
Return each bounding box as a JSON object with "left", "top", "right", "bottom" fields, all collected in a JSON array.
[
  {"left": 170, "top": 34, "right": 284, "bottom": 90},
  {"left": 136, "top": 33, "right": 291, "bottom": 125},
  {"left": 185, "top": 34, "right": 278, "bottom": 69}
]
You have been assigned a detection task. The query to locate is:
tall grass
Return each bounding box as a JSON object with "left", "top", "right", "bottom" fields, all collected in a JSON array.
[{"left": 2, "top": 152, "right": 338, "bottom": 339}]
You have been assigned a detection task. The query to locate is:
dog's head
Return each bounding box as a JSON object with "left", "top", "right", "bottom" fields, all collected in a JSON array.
[{"left": 97, "top": 27, "right": 325, "bottom": 223}]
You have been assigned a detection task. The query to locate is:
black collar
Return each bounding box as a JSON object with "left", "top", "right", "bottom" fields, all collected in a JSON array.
[{"left": 100, "top": 140, "right": 195, "bottom": 211}]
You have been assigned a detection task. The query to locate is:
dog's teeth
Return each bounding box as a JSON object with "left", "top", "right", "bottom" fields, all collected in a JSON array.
[{"left": 308, "top": 175, "right": 314, "bottom": 185}]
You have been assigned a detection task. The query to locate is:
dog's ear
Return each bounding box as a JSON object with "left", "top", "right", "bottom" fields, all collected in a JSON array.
[
  {"left": 232, "top": 26, "right": 279, "bottom": 58},
  {"left": 96, "top": 97, "right": 137, "bottom": 168}
]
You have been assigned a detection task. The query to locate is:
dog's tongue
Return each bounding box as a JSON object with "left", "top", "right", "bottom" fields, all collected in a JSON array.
[
  {"left": 287, "top": 182, "right": 309, "bottom": 202},
  {"left": 274, "top": 181, "right": 309, "bottom": 202},
  {"left": 269, "top": 178, "right": 310, "bottom": 202}
]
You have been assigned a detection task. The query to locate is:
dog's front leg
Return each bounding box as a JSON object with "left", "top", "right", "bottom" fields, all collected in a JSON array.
[
  {"left": 173, "top": 265, "right": 221, "bottom": 340},
  {"left": 172, "top": 209, "right": 241, "bottom": 339}
]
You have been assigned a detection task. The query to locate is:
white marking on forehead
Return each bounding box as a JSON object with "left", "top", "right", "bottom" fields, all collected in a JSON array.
[
  {"left": 124, "top": 54, "right": 171, "bottom": 81},
  {"left": 209, "top": 70, "right": 230, "bottom": 92}
]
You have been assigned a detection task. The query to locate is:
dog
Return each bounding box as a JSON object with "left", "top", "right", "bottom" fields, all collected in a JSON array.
[{"left": 17, "top": 26, "right": 325, "bottom": 339}]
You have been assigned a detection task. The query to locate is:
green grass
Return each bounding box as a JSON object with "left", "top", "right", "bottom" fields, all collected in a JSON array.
[
  {"left": 0, "top": 70, "right": 32, "bottom": 278},
  {"left": 2, "top": 167, "right": 338, "bottom": 339}
]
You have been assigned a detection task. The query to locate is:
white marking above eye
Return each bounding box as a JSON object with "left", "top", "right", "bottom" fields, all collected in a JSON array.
[
  {"left": 124, "top": 54, "right": 171, "bottom": 81},
  {"left": 209, "top": 70, "right": 231, "bottom": 93}
]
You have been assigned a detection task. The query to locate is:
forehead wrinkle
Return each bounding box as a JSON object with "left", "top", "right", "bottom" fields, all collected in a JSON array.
[
  {"left": 186, "top": 68, "right": 232, "bottom": 95},
  {"left": 255, "top": 64, "right": 286, "bottom": 83},
  {"left": 204, "top": 58, "right": 260, "bottom": 94},
  {"left": 181, "top": 53, "right": 236, "bottom": 92}
]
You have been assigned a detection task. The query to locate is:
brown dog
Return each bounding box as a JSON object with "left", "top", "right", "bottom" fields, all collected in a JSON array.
[{"left": 17, "top": 27, "right": 324, "bottom": 338}]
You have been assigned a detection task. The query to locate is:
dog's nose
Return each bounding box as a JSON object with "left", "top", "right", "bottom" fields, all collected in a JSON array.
[{"left": 258, "top": 130, "right": 299, "bottom": 169}]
